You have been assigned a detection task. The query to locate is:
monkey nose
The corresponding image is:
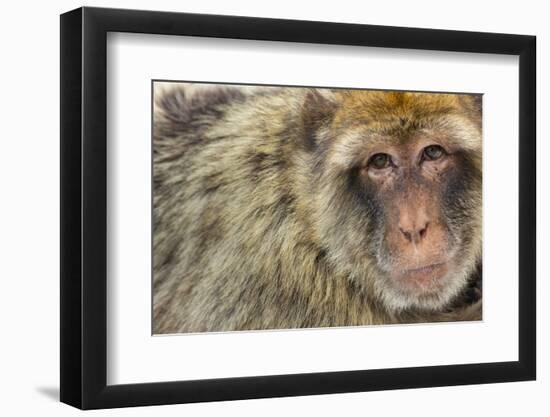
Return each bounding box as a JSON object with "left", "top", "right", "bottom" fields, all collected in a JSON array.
[{"left": 399, "top": 222, "right": 429, "bottom": 244}]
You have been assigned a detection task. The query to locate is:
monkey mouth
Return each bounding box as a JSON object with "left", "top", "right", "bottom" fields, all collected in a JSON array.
[
  {"left": 404, "top": 262, "right": 446, "bottom": 276},
  {"left": 390, "top": 262, "right": 450, "bottom": 293}
]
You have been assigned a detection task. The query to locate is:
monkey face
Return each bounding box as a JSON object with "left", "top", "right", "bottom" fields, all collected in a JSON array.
[
  {"left": 357, "top": 135, "right": 481, "bottom": 311},
  {"left": 308, "top": 90, "right": 482, "bottom": 312}
]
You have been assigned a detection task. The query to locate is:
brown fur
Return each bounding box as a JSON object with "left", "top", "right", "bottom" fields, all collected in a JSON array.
[{"left": 153, "top": 83, "right": 482, "bottom": 334}]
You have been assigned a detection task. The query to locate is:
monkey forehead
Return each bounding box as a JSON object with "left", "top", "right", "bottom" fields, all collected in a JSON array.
[
  {"left": 331, "top": 92, "right": 478, "bottom": 130},
  {"left": 332, "top": 90, "right": 476, "bottom": 122}
]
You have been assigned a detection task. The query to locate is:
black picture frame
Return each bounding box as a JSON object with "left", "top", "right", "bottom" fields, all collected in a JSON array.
[{"left": 60, "top": 6, "right": 536, "bottom": 410}]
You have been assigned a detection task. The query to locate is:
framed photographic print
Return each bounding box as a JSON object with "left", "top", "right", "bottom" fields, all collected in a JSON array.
[{"left": 60, "top": 6, "right": 536, "bottom": 409}]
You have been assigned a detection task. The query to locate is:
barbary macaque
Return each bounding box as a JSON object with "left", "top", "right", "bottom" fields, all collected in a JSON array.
[{"left": 153, "top": 83, "right": 482, "bottom": 334}]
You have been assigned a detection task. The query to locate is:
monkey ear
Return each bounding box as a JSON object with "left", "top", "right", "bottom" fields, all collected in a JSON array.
[
  {"left": 460, "top": 94, "right": 482, "bottom": 127},
  {"left": 470, "top": 94, "right": 482, "bottom": 114},
  {"left": 301, "top": 89, "right": 338, "bottom": 150}
]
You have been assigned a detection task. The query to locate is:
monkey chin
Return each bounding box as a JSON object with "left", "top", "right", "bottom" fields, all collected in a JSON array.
[{"left": 378, "top": 260, "right": 470, "bottom": 313}]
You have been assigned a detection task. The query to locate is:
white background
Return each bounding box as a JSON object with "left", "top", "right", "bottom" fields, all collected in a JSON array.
[
  {"left": 0, "top": 0, "right": 546, "bottom": 416},
  {"left": 108, "top": 34, "right": 518, "bottom": 384}
]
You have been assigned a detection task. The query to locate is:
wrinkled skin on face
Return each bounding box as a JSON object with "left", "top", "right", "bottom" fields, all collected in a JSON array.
[{"left": 308, "top": 90, "right": 482, "bottom": 313}]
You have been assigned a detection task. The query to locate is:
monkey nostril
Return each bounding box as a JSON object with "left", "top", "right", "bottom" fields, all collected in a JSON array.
[
  {"left": 419, "top": 222, "right": 429, "bottom": 238},
  {"left": 399, "top": 228, "right": 412, "bottom": 242},
  {"left": 399, "top": 222, "right": 429, "bottom": 243}
]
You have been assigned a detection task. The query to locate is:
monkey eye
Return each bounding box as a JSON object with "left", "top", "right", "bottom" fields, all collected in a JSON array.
[
  {"left": 422, "top": 145, "right": 445, "bottom": 161},
  {"left": 368, "top": 153, "right": 392, "bottom": 170}
]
